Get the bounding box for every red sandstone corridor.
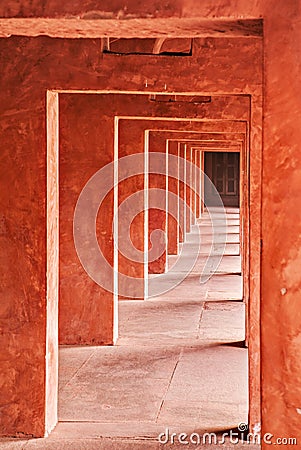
[1,2,301,450]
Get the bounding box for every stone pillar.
[167,140,180,255]
[195,150,201,218]
[179,143,186,243]
[201,150,205,213]
[148,132,167,274]
[118,119,145,296]
[185,146,192,233]
[59,95,116,345]
[191,148,196,223]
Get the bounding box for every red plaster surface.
[59,94,115,345]
[191,150,196,220]
[260,6,301,444]
[119,120,247,282]
[58,94,248,336]
[146,95,249,267]
[149,130,247,255]
[195,150,201,218]
[117,99,231,293]
[167,141,180,255]
[61,94,203,332]
[0,9,281,440]
[185,147,193,233]
[146,96,249,273]
[0,1,183,19]
[178,144,186,243]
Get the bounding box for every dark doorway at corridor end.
[205,152,240,207]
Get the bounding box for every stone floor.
[1,208,259,449]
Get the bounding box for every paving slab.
[25,438,159,450]
[199,302,245,342]
[59,346,96,391]
[195,219,239,225]
[156,402,202,428]
[0,440,28,449]
[59,372,169,422]
[204,275,243,300]
[168,255,241,275]
[194,225,240,235]
[164,346,248,405]
[119,299,203,339]
[182,242,240,255]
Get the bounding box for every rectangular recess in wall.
[103,37,193,56]
[149,94,212,103]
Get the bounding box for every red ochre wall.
[0,34,260,436]
[0,1,300,446]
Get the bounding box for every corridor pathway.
[7,208,257,449]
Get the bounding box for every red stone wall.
[261,4,301,443]
[149,130,246,254]
[0,0,183,18]
[59,94,115,345]
[4,7,294,440]
[167,141,180,255]
[119,120,247,281]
